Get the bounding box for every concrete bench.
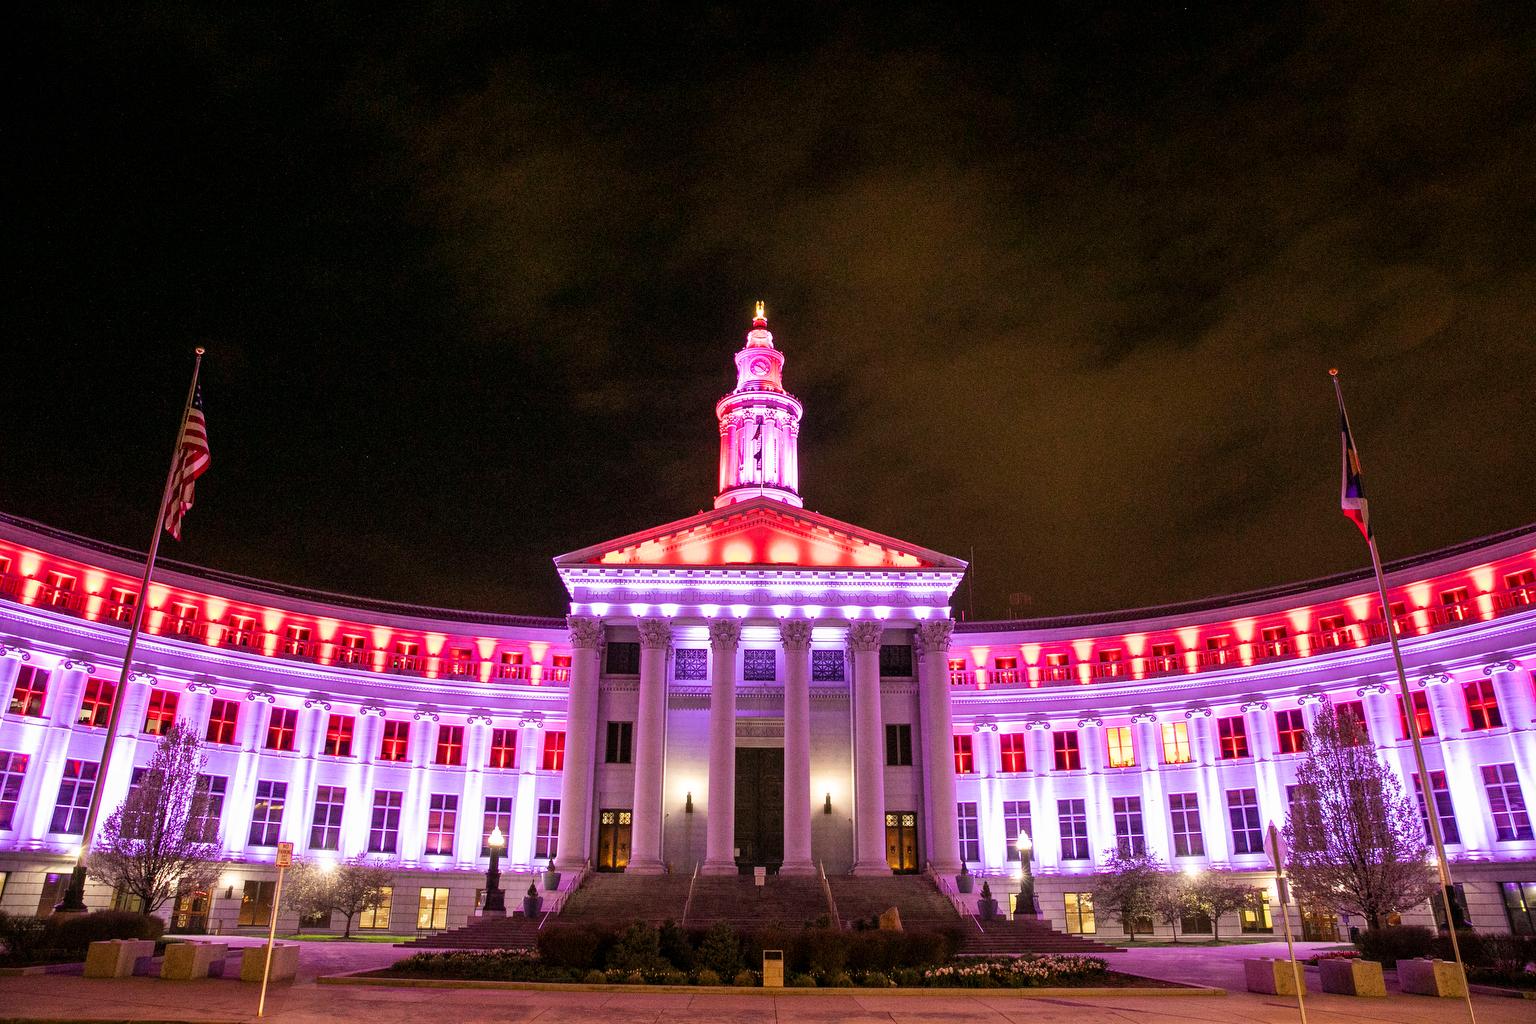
[160,942,229,980]
[240,943,300,983]
[1243,957,1306,996]
[1398,958,1467,997]
[84,939,157,979]
[1318,957,1385,997]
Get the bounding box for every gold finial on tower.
[754,300,766,321]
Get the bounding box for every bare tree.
[283,857,394,938]
[88,721,221,914]
[1091,847,1165,940]
[1282,701,1437,929]
[1183,871,1261,942]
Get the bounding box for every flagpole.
[1330,369,1475,1022]
[56,347,206,914]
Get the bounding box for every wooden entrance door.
[172,885,212,933]
[885,811,919,872]
[596,808,632,871]
[734,747,784,871]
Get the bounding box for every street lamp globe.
[489,826,506,850]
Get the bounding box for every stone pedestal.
[161,942,229,980]
[84,939,156,979]
[1398,958,1467,998]
[1318,957,1385,997]
[1242,957,1306,996]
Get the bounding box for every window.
[106,586,137,623]
[1106,726,1135,768]
[953,734,975,774]
[674,648,707,680]
[1053,730,1081,771]
[1240,896,1274,933]
[1275,709,1308,754]
[1504,569,1535,607]
[999,732,1027,773]
[379,720,410,761]
[885,723,913,766]
[1096,649,1124,677]
[142,689,178,735]
[1180,908,1214,934]
[122,766,155,839]
[337,634,366,665]
[50,760,98,834]
[205,698,239,744]
[446,648,475,677]
[1463,679,1503,731]
[550,654,572,682]
[8,666,48,717]
[604,721,633,764]
[368,791,403,853]
[957,801,980,863]
[1316,614,1350,649]
[1064,892,1096,934]
[188,774,225,842]
[742,648,776,681]
[1168,793,1205,857]
[482,796,513,856]
[310,786,345,851]
[1259,625,1290,658]
[811,649,845,681]
[1226,788,1264,854]
[1058,798,1090,860]
[1398,691,1435,739]
[43,571,77,607]
[947,657,967,684]
[238,880,276,927]
[358,886,393,929]
[1432,882,1470,931]
[416,887,450,930]
[0,752,30,830]
[1483,763,1533,841]
[282,625,311,656]
[324,715,354,757]
[1440,587,1470,622]
[425,794,457,856]
[1161,722,1191,764]
[1501,882,1536,936]
[535,798,560,860]
[1204,634,1234,665]
[496,650,527,679]
[169,601,199,636]
[435,725,464,766]
[542,731,565,771]
[488,728,517,769]
[265,707,298,751]
[605,641,640,675]
[248,781,286,846]
[77,678,117,728]
[1113,796,1145,855]
[879,644,913,677]
[993,656,1019,684]
[1148,641,1178,673]
[1333,700,1368,743]
[1413,770,1461,845]
[389,640,421,672]
[1041,651,1071,682]
[1003,800,1032,861]
[1217,716,1249,759]
[226,614,256,648]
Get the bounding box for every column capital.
[519,713,545,730]
[779,619,814,651]
[708,618,742,647]
[1483,659,1520,676]
[567,615,604,649]
[637,617,673,650]
[913,618,954,654]
[846,620,884,653]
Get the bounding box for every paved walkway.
[0,936,1522,1024]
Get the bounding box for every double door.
[596,808,632,871]
[885,810,919,873]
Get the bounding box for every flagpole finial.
[195,347,206,357]
[1329,367,1339,377]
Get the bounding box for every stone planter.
[955,872,974,894]
[1242,957,1306,996]
[1398,958,1467,998]
[978,899,999,921]
[543,870,561,891]
[523,894,544,918]
[1318,957,1385,997]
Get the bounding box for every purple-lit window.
[1398,691,1435,738]
[1483,764,1533,842]
[379,720,410,762]
[309,785,345,851]
[188,774,225,842]
[1217,716,1249,759]
[142,689,179,735]
[1463,680,1503,731]
[1004,800,1032,860]
[1058,799,1089,860]
[1168,793,1204,857]
[957,801,980,863]
[1275,709,1307,754]
[1053,730,1082,771]
[1113,796,1145,856]
[1413,770,1461,846]
[542,731,565,771]
[368,790,402,853]
[425,794,457,856]
[435,725,464,766]
[1227,788,1264,854]
[205,698,239,744]
[488,729,517,769]
[0,752,29,830]
[266,707,298,751]
[999,732,1027,773]
[8,666,49,717]
[1333,700,1368,744]
[953,734,975,774]
[77,678,116,728]
[481,796,514,856]
[324,714,354,757]
[247,780,286,847]
[50,760,99,834]
[534,798,560,860]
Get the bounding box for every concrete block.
[240,943,300,983]
[160,942,229,980]
[1242,957,1306,996]
[84,939,156,979]
[1398,958,1467,998]
[1318,957,1385,997]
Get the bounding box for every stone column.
[916,619,961,873]
[702,618,742,874]
[554,616,603,872]
[848,620,890,875]
[628,617,671,874]
[780,619,815,875]
[510,714,544,870]
[1487,661,1536,826]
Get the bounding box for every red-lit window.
[488,728,517,768]
[1275,709,1308,754]
[542,730,565,770]
[43,571,76,607]
[1439,587,1470,623]
[265,707,298,751]
[1504,569,1534,606]
[1053,730,1081,771]
[205,698,239,744]
[1148,642,1178,673]
[1217,716,1249,759]
[1097,649,1124,677]
[7,666,49,717]
[337,634,366,665]
[77,678,117,728]
[999,732,1027,773]
[226,614,256,648]
[446,648,475,677]
[1333,700,1368,743]
[992,657,1019,684]
[1042,652,1071,681]
[169,602,199,637]
[953,734,975,774]
[550,655,572,683]
[1205,635,1234,665]
[106,587,137,623]
[282,625,311,656]
[1463,680,1503,731]
[379,720,410,761]
[496,651,525,680]
[142,689,178,735]
[1259,626,1290,658]
[324,714,354,757]
[1317,614,1350,649]
[1398,691,1435,739]
[435,725,464,766]
[389,641,421,672]
[947,657,968,685]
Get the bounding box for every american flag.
[1332,375,1370,540]
[161,385,210,540]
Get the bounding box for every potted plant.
[977,881,999,921]
[523,882,543,918]
[955,860,974,894]
[543,858,561,891]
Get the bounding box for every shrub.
[697,923,741,978]
[796,927,848,978]
[536,924,608,970]
[608,923,665,973]
[46,911,165,957]
[658,968,688,985]
[657,920,694,971]
[1356,925,1435,966]
[859,971,894,987]
[693,968,721,986]
[823,970,852,987]
[787,972,816,987]
[623,970,646,985]
[893,966,922,988]
[0,912,51,963]
[731,969,756,987]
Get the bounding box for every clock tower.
[715,302,804,508]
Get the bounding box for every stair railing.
[817,861,843,930]
[680,861,700,926]
[928,864,982,933]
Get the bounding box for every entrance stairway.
[958,917,1124,956]
[396,914,543,949]
[827,875,962,929]
[557,871,693,924]
[684,875,829,927]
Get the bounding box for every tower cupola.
[715,301,803,508]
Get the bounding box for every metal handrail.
[817,860,841,929]
[681,862,700,926]
[928,863,982,932]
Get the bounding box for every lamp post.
[482,826,506,916]
[1015,831,1035,917]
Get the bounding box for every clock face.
[749,358,770,376]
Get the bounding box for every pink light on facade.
[1471,566,1497,618]
[714,303,805,509]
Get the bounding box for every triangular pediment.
[554,497,966,572]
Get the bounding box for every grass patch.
[283,933,416,943]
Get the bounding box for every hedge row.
[0,911,166,965]
[1354,926,1536,985]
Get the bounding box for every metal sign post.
[1268,823,1307,1024]
[258,842,293,1018]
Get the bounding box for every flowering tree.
[1090,847,1165,939]
[1282,702,1436,929]
[88,721,221,913]
[283,857,394,938]
[1183,871,1262,942]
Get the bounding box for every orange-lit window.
[1463,680,1503,731]
[1097,650,1125,677]
[542,730,565,771]
[205,698,239,744]
[999,732,1027,773]
[488,728,517,768]
[324,714,354,757]
[1317,614,1350,649]
[435,725,464,766]
[1440,587,1470,623]
[1275,709,1307,754]
[1053,730,1081,771]
[337,634,367,665]
[953,734,975,774]
[282,625,312,656]
[169,602,199,636]
[379,720,410,761]
[106,587,137,623]
[390,641,421,672]
[1106,726,1135,767]
[947,658,967,685]
[1398,691,1435,739]
[226,614,256,648]
[1161,722,1191,764]
[142,689,178,735]
[1148,642,1178,673]
[77,678,116,728]
[1217,716,1249,759]
[266,707,298,751]
[993,657,1019,684]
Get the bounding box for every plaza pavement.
[0,935,1527,1024]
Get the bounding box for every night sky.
[8,4,1535,621]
